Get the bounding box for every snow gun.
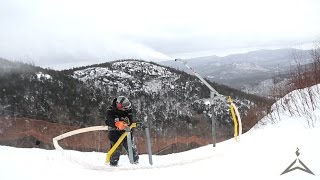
[174,58,242,143]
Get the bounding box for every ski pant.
[108,130,139,165]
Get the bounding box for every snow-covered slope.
[254,84,320,129]
[1,84,319,179]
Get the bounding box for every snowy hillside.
[1,84,319,179]
[254,84,320,129]
[72,60,178,93]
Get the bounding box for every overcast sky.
[0,0,319,70]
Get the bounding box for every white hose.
[52,126,109,150]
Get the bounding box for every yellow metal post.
[228,97,239,140]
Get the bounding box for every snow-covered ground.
[1,85,320,180]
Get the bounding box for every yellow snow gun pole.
[105,123,137,164]
[228,96,239,141]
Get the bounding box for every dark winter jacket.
[105,98,134,130]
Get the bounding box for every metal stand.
[211,105,216,147]
[126,127,134,164]
[145,125,153,165]
[175,58,219,147]
[126,123,153,165]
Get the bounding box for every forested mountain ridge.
[0,58,269,152]
[0,58,106,126]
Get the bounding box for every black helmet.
[116,96,131,110]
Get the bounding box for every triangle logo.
[281,148,315,176]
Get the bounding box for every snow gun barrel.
[174,58,220,98]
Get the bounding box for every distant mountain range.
[160,48,312,96]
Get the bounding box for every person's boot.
[110,161,118,167]
[109,146,120,167]
[133,152,139,164]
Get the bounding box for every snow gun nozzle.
[174,58,187,64]
[175,58,185,62]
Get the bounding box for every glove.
[120,117,130,124]
[115,121,128,130]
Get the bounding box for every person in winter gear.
[105,96,139,166]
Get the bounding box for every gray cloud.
[0,0,319,69]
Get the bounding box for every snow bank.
[254,84,320,129]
